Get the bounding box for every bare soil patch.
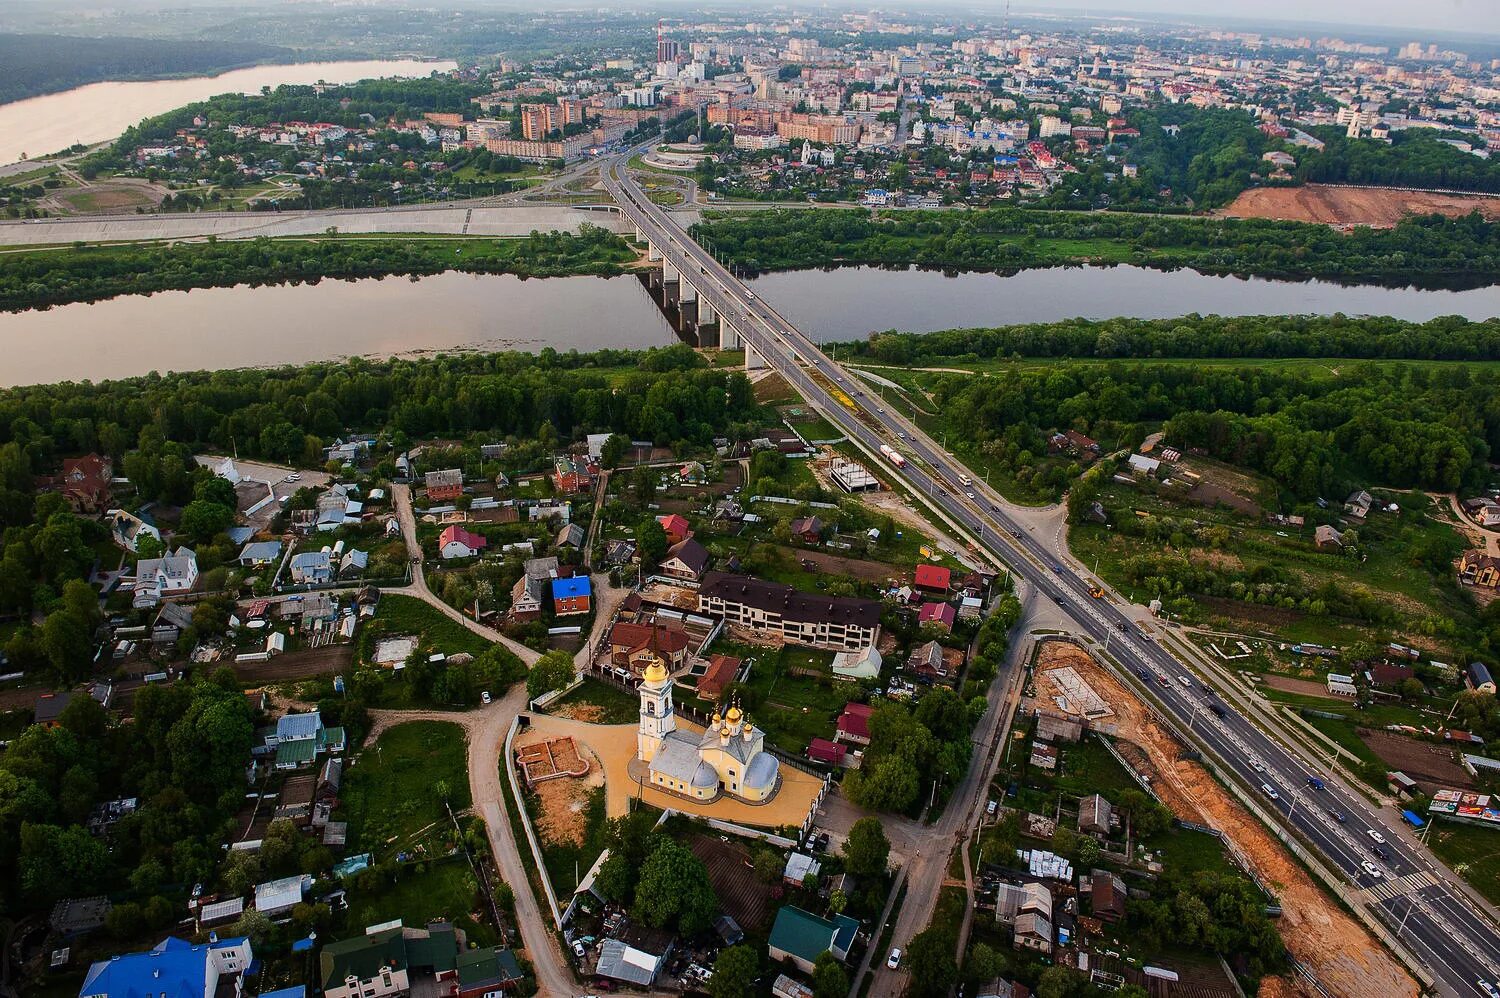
[1035,641,1417,998]
[771,544,902,584]
[232,644,353,683]
[1262,674,1342,700]
[1222,184,1500,228]
[1358,728,1474,788]
[552,703,606,723]
[517,734,602,848]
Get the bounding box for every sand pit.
[1222,184,1500,228]
[1035,641,1417,998]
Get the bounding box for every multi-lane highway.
[602,157,1500,997]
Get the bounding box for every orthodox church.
[636,655,780,803]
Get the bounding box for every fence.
[503,715,564,928]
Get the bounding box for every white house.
[133,547,198,608]
[289,551,334,585]
[831,645,882,681]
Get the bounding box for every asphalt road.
[603,160,1500,998]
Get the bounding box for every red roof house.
[918,601,956,631]
[60,454,113,512]
[807,737,847,766]
[697,653,741,700]
[438,525,488,559]
[913,564,951,593]
[657,513,693,546]
[836,702,874,746]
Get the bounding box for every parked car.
[481,690,493,705]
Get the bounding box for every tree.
[811,952,849,998]
[525,650,576,700]
[41,607,93,682]
[708,945,758,998]
[904,926,959,998]
[1036,965,1086,998]
[632,836,718,935]
[179,499,234,542]
[1398,677,1425,700]
[600,433,629,470]
[636,516,668,567]
[842,816,890,877]
[964,942,1008,985]
[193,474,238,509]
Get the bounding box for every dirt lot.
[1358,728,1474,789]
[517,733,603,848]
[1222,184,1500,228]
[1262,674,1343,700]
[688,833,775,932]
[1035,641,1417,998]
[231,644,354,683]
[770,544,904,584]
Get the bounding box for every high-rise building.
[658,37,680,64]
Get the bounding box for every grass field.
[551,677,639,723]
[367,593,496,659]
[340,720,471,854]
[531,785,608,897]
[692,641,847,754]
[1427,820,1500,907]
[343,858,499,946]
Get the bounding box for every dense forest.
[0,34,294,107]
[693,207,1500,284]
[848,314,1500,365]
[1299,127,1500,193]
[0,227,634,312]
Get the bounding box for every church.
[636,655,780,804]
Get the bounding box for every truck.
[879,444,908,468]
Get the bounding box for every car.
[191,883,203,899]
[288,473,302,482]
[572,941,587,959]
[1361,861,1384,879]
[1478,980,1500,998]
[1330,810,1347,823]
[1178,675,1192,687]
[1250,759,1266,773]
[745,290,755,299]
[965,491,976,500]
[1367,829,1386,844]
[1260,783,1279,800]
[1373,845,1391,862]
[887,948,902,970]
[898,431,907,439]
[481,690,492,705]
[1306,775,1325,790]
[877,407,886,414]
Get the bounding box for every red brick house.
[836,703,873,746]
[657,513,693,546]
[424,469,463,502]
[60,454,113,512]
[553,455,593,495]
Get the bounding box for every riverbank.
[0,226,634,312]
[692,205,1500,288]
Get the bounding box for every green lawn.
[340,720,471,854]
[1054,736,1145,799]
[365,593,495,659]
[1143,827,1242,880]
[343,858,498,945]
[550,678,639,723]
[528,786,608,897]
[694,641,849,754]
[1427,820,1500,907]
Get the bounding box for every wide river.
[2,264,1499,387]
[0,59,458,166]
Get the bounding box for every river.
[2,264,1498,388]
[0,59,458,167]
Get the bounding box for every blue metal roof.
[552,576,592,599]
[81,936,248,998]
[276,711,323,741]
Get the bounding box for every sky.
[1020,0,1489,35]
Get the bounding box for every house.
[339,549,369,578]
[696,653,740,699]
[914,564,951,594]
[1314,524,1344,550]
[659,537,711,581]
[313,757,342,827]
[832,645,882,681]
[604,538,637,566]
[1126,454,1159,477]
[439,526,488,560]
[679,461,706,483]
[1006,885,1054,953]
[697,572,881,651]
[767,906,859,974]
[1462,497,1500,527]
[773,974,817,998]
[289,550,333,585]
[610,620,691,674]
[552,575,592,616]
[254,874,311,918]
[783,852,821,887]
[789,516,824,544]
[1090,870,1127,922]
[80,936,253,998]
[807,737,847,766]
[273,711,327,769]
[918,601,956,632]
[555,523,586,550]
[1345,490,1373,519]
[133,547,198,607]
[456,947,525,996]
[553,455,593,495]
[154,601,195,643]
[1368,661,1415,688]
[1459,549,1500,589]
[907,639,947,680]
[320,927,409,998]
[1078,794,1113,835]
[836,702,874,746]
[1029,742,1058,771]
[657,513,693,546]
[239,540,283,567]
[1035,709,1084,743]
[595,927,673,988]
[1467,661,1497,695]
[34,692,72,728]
[109,509,161,553]
[510,556,558,621]
[60,454,113,512]
[425,469,464,501]
[1327,673,1357,697]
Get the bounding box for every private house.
[456,947,525,997]
[789,516,824,544]
[695,653,740,700]
[594,931,671,989]
[254,874,311,918]
[320,928,410,998]
[552,575,592,616]
[807,737,847,766]
[610,621,690,675]
[914,563,951,594]
[271,711,345,770]
[109,508,161,553]
[289,550,334,585]
[918,601,956,632]
[339,549,369,578]
[34,691,72,728]
[425,469,464,502]
[1345,490,1373,519]
[510,557,558,621]
[1078,794,1113,835]
[439,525,488,560]
[80,936,254,998]
[555,523,586,550]
[1126,454,1159,477]
[133,547,198,608]
[312,757,342,828]
[1468,662,1497,695]
[697,572,881,651]
[659,537,710,582]
[1462,497,1500,527]
[1090,870,1127,922]
[657,513,693,546]
[679,461,706,483]
[60,454,113,512]
[1314,524,1344,550]
[766,906,859,974]
[835,703,873,746]
[1034,709,1084,743]
[996,882,1053,953]
[553,455,593,495]
[1368,661,1414,688]
[832,645,882,681]
[907,639,947,681]
[1459,549,1500,589]
[238,540,283,567]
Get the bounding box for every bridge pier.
[744,339,767,371]
[699,298,716,325]
[680,277,697,305]
[646,240,662,263]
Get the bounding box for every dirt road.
[1035,641,1417,998]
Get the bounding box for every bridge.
[603,157,1500,998]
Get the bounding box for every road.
[602,160,1500,997]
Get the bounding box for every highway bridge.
[602,158,1500,998]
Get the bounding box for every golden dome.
[726,705,743,722]
[643,658,668,684]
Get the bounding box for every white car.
[481,691,492,705]
[887,948,902,970]
[1367,829,1387,844]
[1478,980,1499,998]
[1360,861,1384,879]
[1250,759,1266,773]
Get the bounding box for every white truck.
[879,444,908,468]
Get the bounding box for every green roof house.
[456,947,526,996]
[767,905,860,975]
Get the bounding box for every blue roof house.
[80,935,253,998]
